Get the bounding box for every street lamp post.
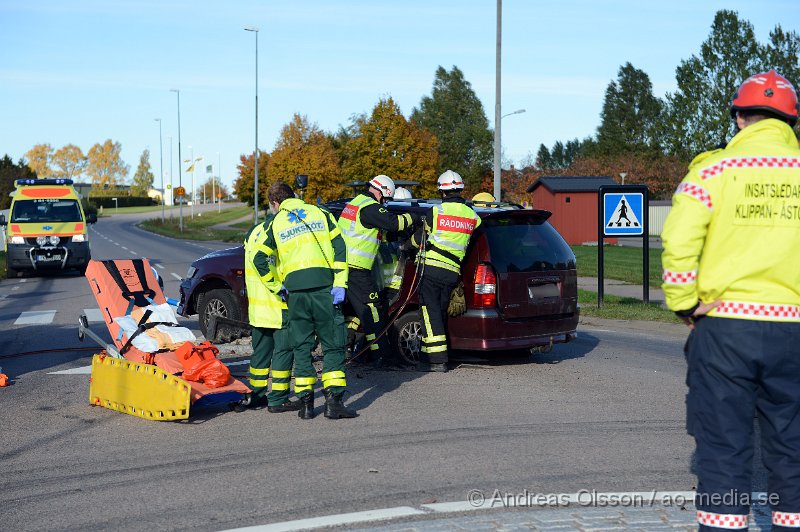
[217,152,222,213]
[154,118,165,223]
[493,0,502,201]
[501,108,525,120]
[170,88,183,232]
[244,26,259,224]
[168,136,172,208]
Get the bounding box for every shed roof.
[526,175,616,193]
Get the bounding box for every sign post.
[597,185,649,307]
[175,187,186,232]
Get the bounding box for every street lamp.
[244,25,259,224]
[154,118,165,223]
[170,88,183,232]
[184,148,202,219]
[501,108,526,119]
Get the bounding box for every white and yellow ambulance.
[0,178,96,277]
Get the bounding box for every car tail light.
[473,263,496,308]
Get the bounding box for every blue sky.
[2,1,799,193]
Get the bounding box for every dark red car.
[178,199,579,362]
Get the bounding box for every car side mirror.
[0,214,6,226]
[87,213,98,224]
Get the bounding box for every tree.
[0,155,36,210]
[234,151,270,208]
[198,176,230,202]
[24,144,53,178]
[342,97,439,198]
[664,10,765,159]
[87,139,129,188]
[131,149,154,196]
[268,114,345,203]
[411,66,493,192]
[594,63,664,155]
[52,144,87,181]
[534,144,551,171]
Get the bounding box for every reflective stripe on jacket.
[661,119,800,321]
[337,194,381,270]
[244,220,285,328]
[425,202,481,273]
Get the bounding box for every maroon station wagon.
[178,198,579,363]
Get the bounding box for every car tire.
[6,264,20,278]
[390,311,423,366]
[198,288,242,343]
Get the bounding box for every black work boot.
[267,399,302,413]
[323,389,358,419]
[298,393,315,420]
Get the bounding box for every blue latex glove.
[278,285,288,302]
[331,287,346,305]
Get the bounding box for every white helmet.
[437,170,464,191]
[393,187,412,200]
[369,174,395,199]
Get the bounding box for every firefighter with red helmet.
[337,175,418,368]
[662,70,800,531]
[411,170,481,372]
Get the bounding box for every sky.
[2,0,799,194]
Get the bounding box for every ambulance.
[0,178,96,277]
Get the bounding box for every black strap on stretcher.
[102,260,178,356]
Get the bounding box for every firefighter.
[337,175,417,368]
[238,209,299,413]
[262,181,356,419]
[411,170,481,372]
[661,70,800,531]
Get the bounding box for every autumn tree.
[87,139,129,188]
[234,151,270,208]
[341,97,439,198]
[52,144,87,181]
[411,66,493,191]
[593,63,664,155]
[131,149,154,196]
[268,114,345,203]
[24,144,54,178]
[198,176,230,202]
[0,155,37,209]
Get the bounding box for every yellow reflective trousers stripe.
[271,369,291,379]
[321,370,346,389]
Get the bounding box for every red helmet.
[730,69,799,126]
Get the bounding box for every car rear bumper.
[448,307,579,351]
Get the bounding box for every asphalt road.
[0,213,753,531]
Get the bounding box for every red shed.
[526,175,617,245]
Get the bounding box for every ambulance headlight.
[9,236,25,244]
[49,235,60,245]
[71,234,86,243]
[36,236,48,246]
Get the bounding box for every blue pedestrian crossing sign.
[603,193,644,236]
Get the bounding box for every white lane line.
[11,286,19,291]
[170,273,182,281]
[114,242,120,246]
[223,507,425,532]
[50,359,250,375]
[14,310,57,325]
[155,264,165,270]
[130,250,138,255]
[83,309,104,323]
[121,246,129,251]
[19,279,27,283]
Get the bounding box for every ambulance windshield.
[11,199,82,223]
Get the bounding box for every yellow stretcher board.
[89,354,192,421]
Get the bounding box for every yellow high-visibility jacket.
[661,118,800,321]
[244,218,286,329]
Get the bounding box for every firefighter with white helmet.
[337,175,419,368]
[662,69,800,530]
[393,187,413,200]
[411,170,481,372]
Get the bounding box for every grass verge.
[572,245,663,286]
[139,206,253,242]
[578,289,681,324]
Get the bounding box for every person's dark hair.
[736,109,787,125]
[268,182,294,205]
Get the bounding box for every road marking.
[83,309,104,323]
[155,264,165,270]
[130,250,138,255]
[19,279,27,283]
[12,286,19,291]
[121,246,129,251]
[14,310,56,325]
[170,273,182,281]
[114,242,120,246]
[223,507,425,532]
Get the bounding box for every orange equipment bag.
[175,341,231,389]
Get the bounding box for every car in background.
[178,198,579,361]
